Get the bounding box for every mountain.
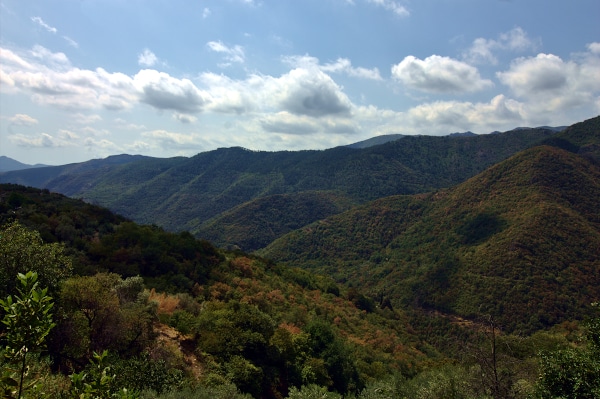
[0,156,48,172]
[258,139,600,333]
[345,134,406,149]
[0,154,161,189]
[0,127,560,249]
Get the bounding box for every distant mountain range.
[0,155,49,172]
[0,126,564,249]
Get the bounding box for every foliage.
[286,384,342,399]
[53,273,155,367]
[533,304,600,398]
[0,221,72,298]
[69,350,138,399]
[139,382,251,399]
[0,272,55,399]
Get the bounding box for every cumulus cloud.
[391,55,493,93]
[498,54,568,95]
[134,69,210,114]
[1,46,138,110]
[464,27,539,64]
[200,65,354,119]
[497,47,600,112]
[207,41,245,65]
[276,68,353,117]
[138,49,158,67]
[9,132,60,148]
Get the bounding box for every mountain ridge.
[258,142,600,333]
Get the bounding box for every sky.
[1,0,599,165]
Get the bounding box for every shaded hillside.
[195,191,356,251]
[0,128,557,239]
[551,115,600,163]
[259,145,600,333]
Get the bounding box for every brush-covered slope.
[0,128,556,237]
[0,183,432,395]
[259,144,600,333]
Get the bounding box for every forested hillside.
[0,126,559,251]
[260,143,600,334]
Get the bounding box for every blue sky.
[1,0,599,165]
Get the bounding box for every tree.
[0,272,55,399]
[55,273,155,366]
[0,221,72,298]
[534,303,600,399]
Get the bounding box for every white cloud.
[9,132,60,148]
[141,129,204,152]
[366,0,409,16]
[464,27,539,65]
[114,118,146,130]
[63,36,79,48]
[199,65,354,119]
[31,16,57,34]
[284,55,382,80]
[589,42,600,55]
[71,113,102,125]
[57,129,79,141]
[8,114,38,126]
[30,45,70,67]
[1,46,138,110]
[202,7,211,18]
[134,69,210,114]
[276,68,353,117]
[391,55,493,93]
[138,49,158,67]
[207,41,245,65]
[497,47,600,113]
[259,112,320,135]
[199,72,255,114]
[497,54,569,96]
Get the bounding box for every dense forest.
[0,116,599,398]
